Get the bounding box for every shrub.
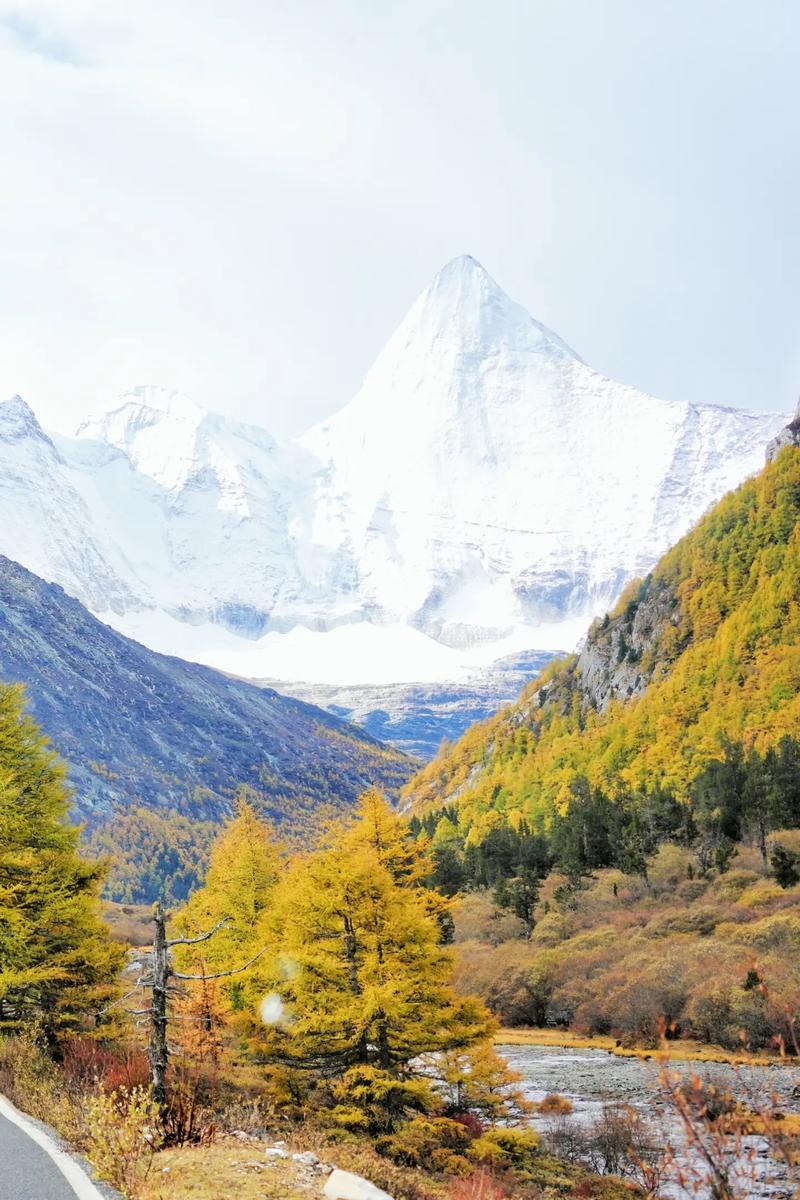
[468,1127,540,1174]
[710,869,761,901]
[0,1029,84,1143]
[328,1066,433,1134]
[647,845,696,895]
[83,1086,161,1198]
[738,881,787,908]
[376,1116,473,1169]
[537,1092,574,1115]
[447,1169,507,1200]
[452,893,526,945]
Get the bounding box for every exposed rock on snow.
[766,399,800,462]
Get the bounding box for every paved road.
[0,1104,101,1200]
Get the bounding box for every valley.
[2,272,799,1200]
[257,649,555,759]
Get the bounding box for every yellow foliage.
[403,447,800,835]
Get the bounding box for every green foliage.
[772,843,800,888]
[411,736,800,900]
[0,684,123,1034]
[86,805,217,905]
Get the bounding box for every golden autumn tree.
[256,793,493,1107]
[172,798,282,1012]
[0,684,123,1036]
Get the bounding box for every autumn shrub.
[452,941,556,1026]
[537,1092,573,1115]
[646,844,696,894]
[161,1060,217,1146]
[674,1072,738,1122]
[719,911,800,953]
[544,1103,661,1187]
[447,1168,507,1200]
[468,1126,540,1175]
[737,880,787,908]
[83,1085,161,1197]
[675,877,710,902]
[62,1036,150,1095]
[709,869,761,901]
[452,893,526,945]
[0,1029,85,1143]
[645,906,719,937]
[377,1115,474,1173]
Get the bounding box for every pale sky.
[1,0,798,436]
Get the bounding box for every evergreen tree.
[173,798,281,1009]
[0,684,123,1035]
[549,776,619,878]
[261,801,492,1073]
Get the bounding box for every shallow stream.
[500,1043,800,1198]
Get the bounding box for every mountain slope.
[403,443,800,829]
[0,556,412,828]
[0,259,788,688]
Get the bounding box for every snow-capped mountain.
[303,256,785,649]
[0,257,789,687]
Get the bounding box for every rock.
[766,400,800,463]
[323,1167,394,1200]
[265,1146,289,1159]
[292,1151,320,1167]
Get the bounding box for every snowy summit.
[0,259,789,685]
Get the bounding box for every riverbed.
[500,1043,800,1198]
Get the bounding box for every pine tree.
[0,684,123,1035]
[261,800,492,1073]
[172,798,281,1008]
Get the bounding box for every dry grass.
[495,1027,789,1066]
[139,1140,323,1200]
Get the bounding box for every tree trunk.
[342,913,369,1062]
[149,903,170,1114]
[758,809,768,871]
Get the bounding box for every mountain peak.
[433,253,491,281]
[404,256,583,365]
[77,385,205,439]
[0,395,50,443]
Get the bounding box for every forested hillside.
[401,446,800,1053]
[404,446,800,836]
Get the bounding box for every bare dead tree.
[119,902,265,1113]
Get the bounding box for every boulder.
[323,1168,394,1200]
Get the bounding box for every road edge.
[0,1091,124,1200]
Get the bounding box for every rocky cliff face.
[530,574,680,717]
[766,400,800,462]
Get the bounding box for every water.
[500,1043,800,1198]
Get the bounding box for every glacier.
[0,256,789,690]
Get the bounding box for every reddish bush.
[448,1168,506,1200]
[61,1038,150,1095]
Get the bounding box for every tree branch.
[172,947,266,981]
[167,918,231,948]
